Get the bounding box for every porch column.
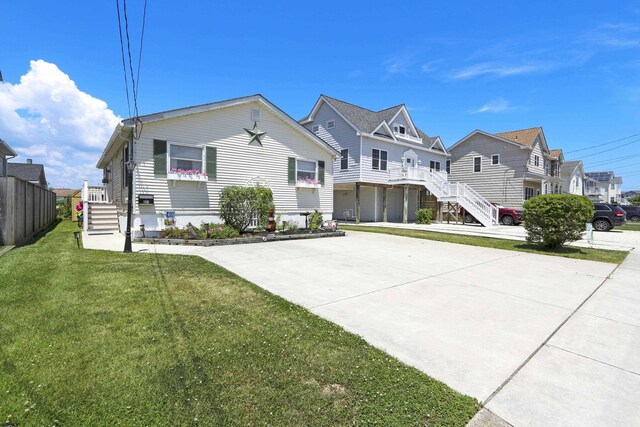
[382,187,388,222]
[355,182,361,224]
[403,185,408,224]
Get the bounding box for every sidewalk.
[345,222,638,251]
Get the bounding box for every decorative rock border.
[133,230,346,247]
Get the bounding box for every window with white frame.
[473,156,482,173]
[169,144,203,173]
[492,154,500,165]
[435,161,441,171]
[340,149,348,170]
[393,124,406,135]
[430,160,435,170]
[297,159,317,181]
[534,155,540,167]
[524,186,536,200]
[372,149,387,171]
[327,120,335,129]
[312,124,319,133]
[446,160,451,174]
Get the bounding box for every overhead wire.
[565,132,640,154]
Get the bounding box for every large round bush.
[522,194,593,248]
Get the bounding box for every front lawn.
[620,222,640,232]
[0,221,478,426]
[341,225,628,264]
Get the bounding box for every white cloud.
[449,63,541,80]
[384,55,413,75]
[587,23,640,48]
[0,60,120,188]
[471,98,512,113]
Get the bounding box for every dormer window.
[393,124,406,135]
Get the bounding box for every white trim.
[371,147,388,171]
[491,154,500,165]
[388,106,419,138]
[359,132,450,156]
[473,156,482,173]
[302,96,361,134]
[370,121,398,140]
[429,137,447,153]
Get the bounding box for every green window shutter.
[206,146,217,181]
[288,157,296,184]
[153,140,167,176]
[318,160,325,186]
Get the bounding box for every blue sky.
[2,1,640,188]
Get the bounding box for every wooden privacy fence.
[0,177,57,246]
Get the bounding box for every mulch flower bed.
[134,229,345,246]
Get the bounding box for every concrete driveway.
[96,230,639,426]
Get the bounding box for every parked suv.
[620,205,640,222]
[464,203,523,226]
[592,203,627,231]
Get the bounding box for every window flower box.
[296,179,321,189]
[168,169,208,182]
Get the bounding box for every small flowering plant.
[296,178,320,186]
[170,168,207,176]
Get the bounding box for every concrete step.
[89,219,119,226]
[89,224,120,230]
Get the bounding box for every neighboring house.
[0,139,18,177]
[53,188,81,202]
[299,95,453,223]
[7,159,47,187]
[448,127,561,210]
[560,160,585,195]
[93,94,338,236]
[585,171,623,204]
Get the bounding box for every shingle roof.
[53,188,81,197]
[585,171,614,181]
[0,139,17,157]
[7,163,46,184]
[320,95,442,149]
[562,160,582,169]
[549,149,563,158]
[494,127,542,147]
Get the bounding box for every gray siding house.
[0,139,18,177]
[448,127,562,210]
[299,95,450,223]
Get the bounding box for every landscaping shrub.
[629,194,640,206]
[200,223,239,239]
[522,194,593,248]
[219,186,275,233]
[57,199,71,219]
[160,227,190,239]
[308,210,323,230]
[416,208,432,224]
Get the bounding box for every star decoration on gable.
[244,122,267,146]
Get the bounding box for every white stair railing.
[389,166,499,226]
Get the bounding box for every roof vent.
[27,159,32,164]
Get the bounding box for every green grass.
[620,222,640,232]
[341,225,628,264]
[0,221,478,426]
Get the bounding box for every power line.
[572,137,640,159]
[115,0,132,119]
[565,132,640,154]
[584,153,640,168]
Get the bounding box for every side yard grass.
[0,221,478,426]
[341,225,628,264]
[620,222,640,232]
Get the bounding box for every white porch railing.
[389,166,499,227]
[82,180,109,231]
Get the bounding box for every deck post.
[82,180,89,232]
[355,182,361,224]
[403,185,408,224]
[382,187,387,222]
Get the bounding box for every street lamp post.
[123,158,136,253]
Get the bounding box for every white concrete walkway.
[347,221,640,251]
[83,230,640,426]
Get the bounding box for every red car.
[463,203,523,226]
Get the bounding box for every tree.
[628,195,640,206]
[523,194,593,248]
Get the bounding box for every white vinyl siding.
[114,101,333,216]
[303,102,359,183]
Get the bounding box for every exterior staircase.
[390,166,499,227]
[87,203,120,235]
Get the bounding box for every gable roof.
[303,95,446,153]
[550,149,562,157]
[98,94,339,168]
[7,162,46,185]
[0,139,17,157]
[448,129,529,151]
[53,188,81,197]
[494,127,542,148]
[561,160,583,175]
